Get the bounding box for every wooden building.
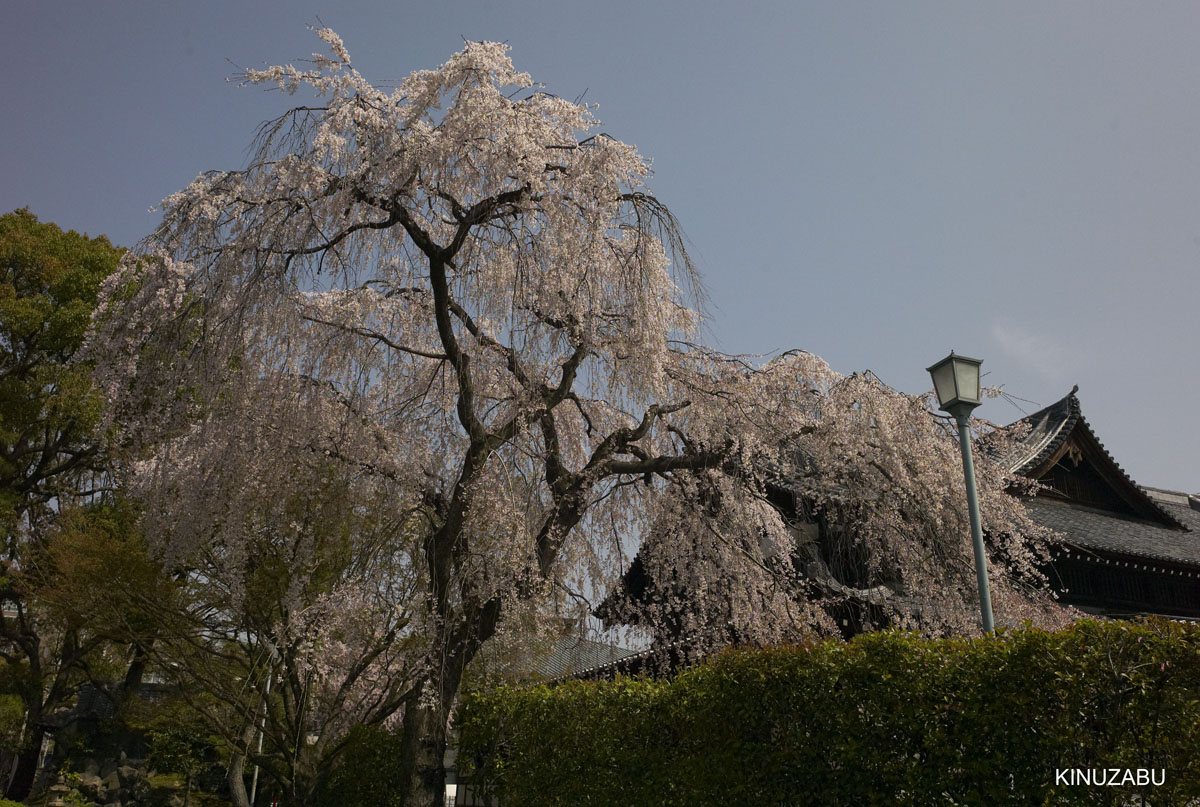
[1007,387,1200,620]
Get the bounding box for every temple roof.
[1006,387,1188,530]
[1005,385,1083,478]
[1025,495,1200,567]
[1007,387,1198,566]
[532,635,639,682]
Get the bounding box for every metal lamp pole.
[928,352,995,633]
[950,404,995,633]
[249,671,271,806]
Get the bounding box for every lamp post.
[926,351,995,633]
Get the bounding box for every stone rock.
[77,771,104,800]
[168,794,185,807]
[131,776,152,801]
[84,758,101,776]
[117,764,140,788]
[102,769,122,796]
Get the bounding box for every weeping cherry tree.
[89,30,1067,807]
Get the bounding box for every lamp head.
[926,351,983,418]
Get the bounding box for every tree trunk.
[397,695,450,807]
[5,723,44,802]
[396,613,497,807]
[287,745,321,807]
[227,723,255,807]
[120,640,151,701]
[0,748,16,794]
[396,576,500,805]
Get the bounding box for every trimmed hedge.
[458,620,1200,806]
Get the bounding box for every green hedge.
[457,620,1200,806]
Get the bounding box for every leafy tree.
[38,500,169,695]
[0,210,116,529]
[0,209,123,799]
[47,462,421,807]
[90,31,1066,807]
[149,726,209,807]
[140,700,219,807]
[158,461,421,807]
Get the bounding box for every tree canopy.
[0,208,119,535]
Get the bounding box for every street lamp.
[926,351,995,633]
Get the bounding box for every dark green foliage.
[0,209,124,801]
[458,620,1200,806]
[0,208,122,534]
[148,723,213,791]
[313,724,406,807]
[132,698,220,805]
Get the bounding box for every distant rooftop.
[1007,388,1199,567]
[533,635,639,682]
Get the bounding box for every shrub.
[458,619,1200,806]
[313,723,406,807]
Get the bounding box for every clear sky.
[5,1,1198,491]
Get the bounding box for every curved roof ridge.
[1006,386,1081,476]
[1006,387,1187,531]
[1069,408,1189,530]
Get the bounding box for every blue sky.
[5,1,1199,491]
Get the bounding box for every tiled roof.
[1025,496,1200,568]
[533,636,639,682]
[1009,387,1200,566]
[1007,388,1188,531]
[1005,387,1080,476]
